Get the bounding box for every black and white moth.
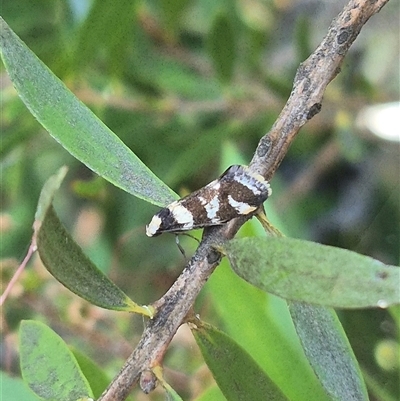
[146,165,272,237]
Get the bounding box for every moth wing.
[218,166,270,211]
[178,181,226,227]
[146,165,271,236]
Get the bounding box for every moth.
[146,165,272,237]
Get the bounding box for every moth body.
[146,165,271,237]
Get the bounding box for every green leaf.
[208,12,236,83]
[0,17,177,207]
[362,368,399,401]
[160,0,190,36]
[37,205,153,317]
[165,385,184,401]
[194,385,226,401]
[288,302,368,401]
[152,366,184,401]
[19,320,93,401]
[73,0,136,75]
[204,262,329,401]
[70,347,109,399]
[0,371,41,401]
[389,305,400,332]
[192,321,289,401]
[223,237,400,308]
[34,166,68,223]
[294,15,312,62]
[71,175,106,199]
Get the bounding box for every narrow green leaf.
[204,262,329,401]
[192,321,289,401]
[288,302,368,401]
[19,320,93,401]
[165,385,184,401]
[194,385,226,401]
[71,175,106,199]
[73,0,136,75]
[71,347,109,399]
[389,305,400,332]
[152,366,184,401]
[160,0,190,36]
[34,166,68,223]
[362,368,399,401]
[208,13,236,83]
[0,371,41,401]
[224,237,400,308]
[0,17,177,207]
[37,205,154,317]
[295,15,312,62]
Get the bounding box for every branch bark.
[99,1,389,399]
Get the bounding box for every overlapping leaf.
[19,321,93,401]
[192,321,288,401]
[32,167,154,317]
[224,237,400,308]
[0,17,177,207]
[288,302,368,400]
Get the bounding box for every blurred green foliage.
[1,1,399,400]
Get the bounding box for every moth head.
[146,207,178,237]
[146,215,162,237]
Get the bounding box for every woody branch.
[99,1,389,400]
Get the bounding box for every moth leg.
[175,234,187,260]
[181,233,200,244]
[174,233,201,260]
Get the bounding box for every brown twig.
[98,1,389,399]
[0,242,37,306]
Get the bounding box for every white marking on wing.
[228,195,258,215]
[247,172,271,196]
[206,180,220,191]
[170,203,194,228]
[146,215,162,237]
[204,195,220,221]
[228,167,270,196]
[247,171,267,183]
[266,182,272,196]
[198,196,207,206]
[235,175,263,194]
